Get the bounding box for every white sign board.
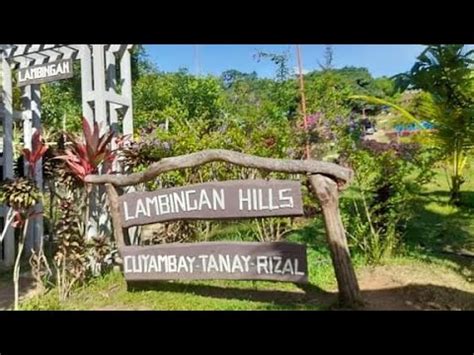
[17,59,74,87]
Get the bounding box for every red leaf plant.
[22,130,49,179]
[56,118,116,182]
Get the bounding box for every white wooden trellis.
[0,44,135,267]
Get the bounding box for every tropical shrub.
[340,139,428,264]
[53,194,86,300]
[55,118,116,240]
[353,45,474,205]
[0,130,48,309]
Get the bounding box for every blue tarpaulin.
[395,121,434,132]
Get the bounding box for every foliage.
[53,118,116,265]
[0,131,47,229]
[43,131,80,191]
[0,130,48,310]
[41,82,82,133]
[117,127,172,171]
[55,118,115,182]
[354,45,474,205]
[133,70,225,130]
[305,70,351,123]
[131,45,158,80]
[0,178,40,216]
[253,218,293,242]
[221,69,258,89]
[350,94,425,128]
[53,195,86,300]
[254,50,291,82]
[252,50,299,121]
[340,138,429,264]
[395,45,474,205]
[123,55,302,241]
[85,235,117,277]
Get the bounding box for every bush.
[341,139,431,264]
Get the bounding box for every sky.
[144,45,428,79]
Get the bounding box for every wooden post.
[105,183,125,250]
[308,174,362,307]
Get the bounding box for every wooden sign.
[17,59,74,87]
[121,241,308,283]
[119,180,304,228]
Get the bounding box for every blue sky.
[144,45,427,79]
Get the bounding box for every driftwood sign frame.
[85,149,362,306]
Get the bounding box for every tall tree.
[131,45,157,81]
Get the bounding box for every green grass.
[21,273,327,310]
[20,220,347,310]
[406,166,474,249]
[400,165,474,282]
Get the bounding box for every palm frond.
[349,95,426,129]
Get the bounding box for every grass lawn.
[403,165,474,282]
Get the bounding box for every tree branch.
[85,149,353,186]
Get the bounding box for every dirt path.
[357,264,474,310]
[0,278,42,310]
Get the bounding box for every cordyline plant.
[0,130,48,310]
[55,117,116,240]
[22,130,49,180]
[57,118,115,184]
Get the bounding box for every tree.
[320,45,334,70]
[133,69,226,130]
[220,69,258,89]
[131,45,157,81]
[353,45,474,205]
[253,50,299,121]
[400,45,474,204]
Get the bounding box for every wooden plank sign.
[121,241,308,283]
[17,59,74,87]
[119,179,304,228]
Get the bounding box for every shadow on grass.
[418,190,474,208]
[360,283,474,310]
[127,280,336,309]
[126,280,474,310]
[405,190,474,281]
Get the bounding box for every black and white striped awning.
[0,44,134,69]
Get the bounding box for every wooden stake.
[105,183,125,250]
[309,174,363,307]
